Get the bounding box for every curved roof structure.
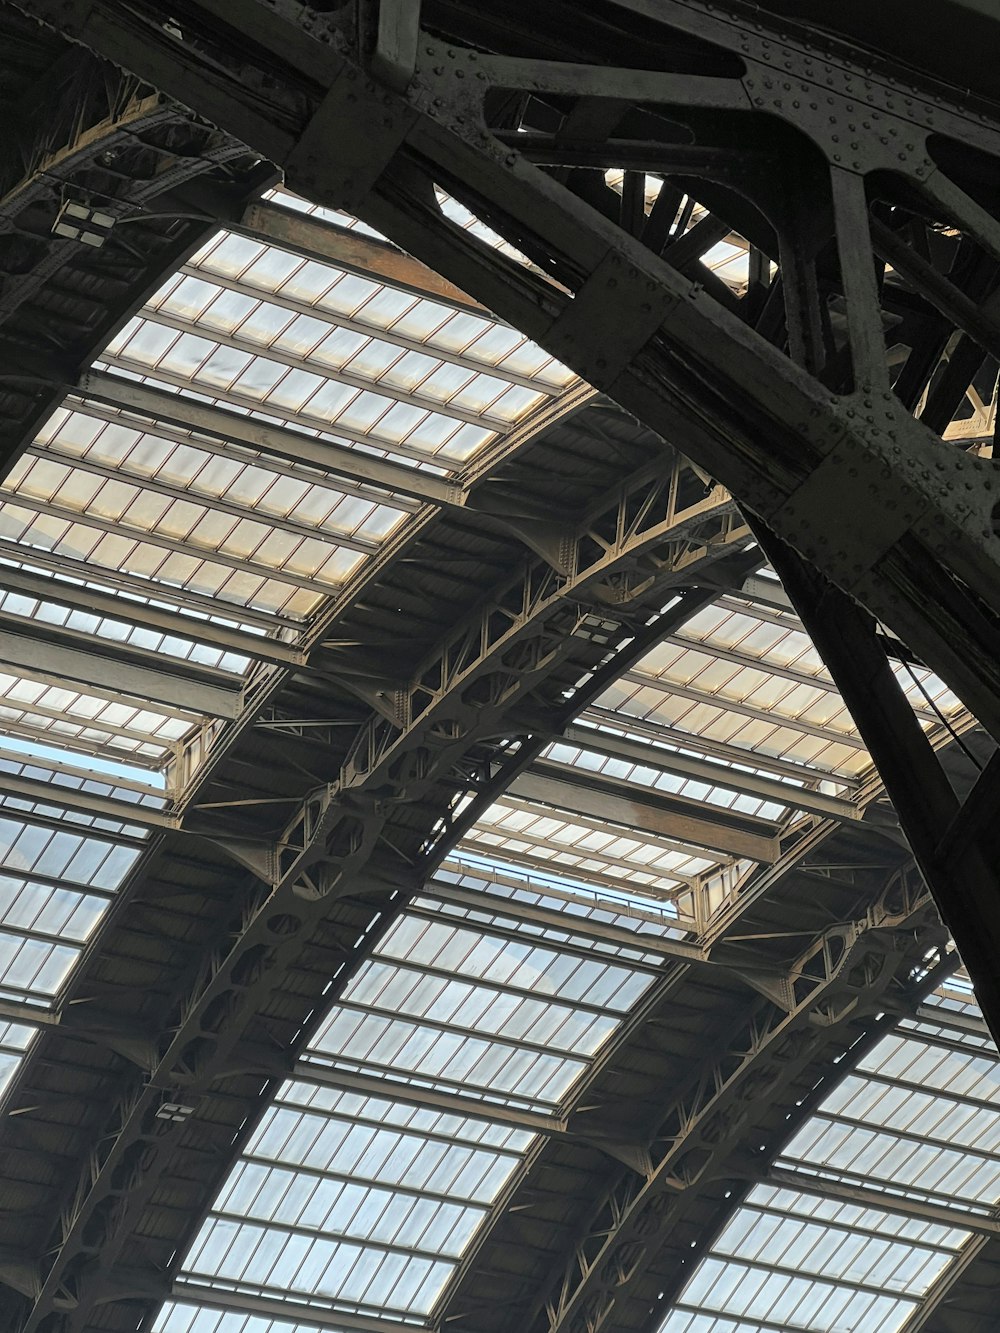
[0,4,999,1333]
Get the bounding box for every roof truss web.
[0,3,999,1333]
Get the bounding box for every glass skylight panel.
[308,910,639,1108]
[663,985,999,1331]
[461,795,722,901]
[189,221,573,389]
[156,1303,377,1333]
[429,862,686,957]
[542,738,788,823]
[0,792,145,1103]
[598,663,870,779]
[103,314,496,467]
[0,1021,34,1097]
[178,866,654,1328]
[181,1082,528,1321]
[3,450,365,599]
[0,669,194,764]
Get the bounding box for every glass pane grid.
[178,870,653,1323]
[660,982,1000,1332]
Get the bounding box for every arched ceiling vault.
[0,4,998,1333]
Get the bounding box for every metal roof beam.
[0,562,303,667]
[293,1061,566,1134]
[0,772,176,830]
[559,723,860,822]
[238,196,491,316]
[424,876,687,957]
[464,807,701,885]
[579,705,861,790]
[0,624,241,720]
[619,669,868,750]
[512,762,781,863]
[170,1285,419,1333]
[76,369,464,507]
[177,253,549,394]
[763,1164,1000,1237]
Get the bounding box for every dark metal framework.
[3,2,1000,1332]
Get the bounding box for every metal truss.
[541,870,938,1333]
[6,445,746,1331]
[755,527,1000,1038]
[0,12,270,476]
[27,0,1000,746]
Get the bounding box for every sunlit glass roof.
[660,973,999,1333]
[173,869,657,1325]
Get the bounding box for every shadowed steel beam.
[760,1167,1000,1237]
[512,762,781,862]
[170,1285,418,1333]
[75,370,464,506]
[0,773,177,830]
[239,198,490,314]
[559,724,860,822]
[293,1061,567,1134]
[0,564,304,667]
[0,624,241,719]
[24,0,1000,755]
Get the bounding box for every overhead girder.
[236,195,492,314]
[508,763,782,863]
[556,723,861,822]
[1,441,748,1332]
[752,528,1000,1036]
[28,0,1000,744]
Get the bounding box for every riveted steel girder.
[26,0,1000,745]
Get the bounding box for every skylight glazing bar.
[0,563,302,667]
[0,538,300,632]
[19,443,381,556]
[0,491,340,595]
[94,356,485,468]
[175,260,551,394]
[618,670,868,749]
[75,373,461,508]
[135,306,507,430]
